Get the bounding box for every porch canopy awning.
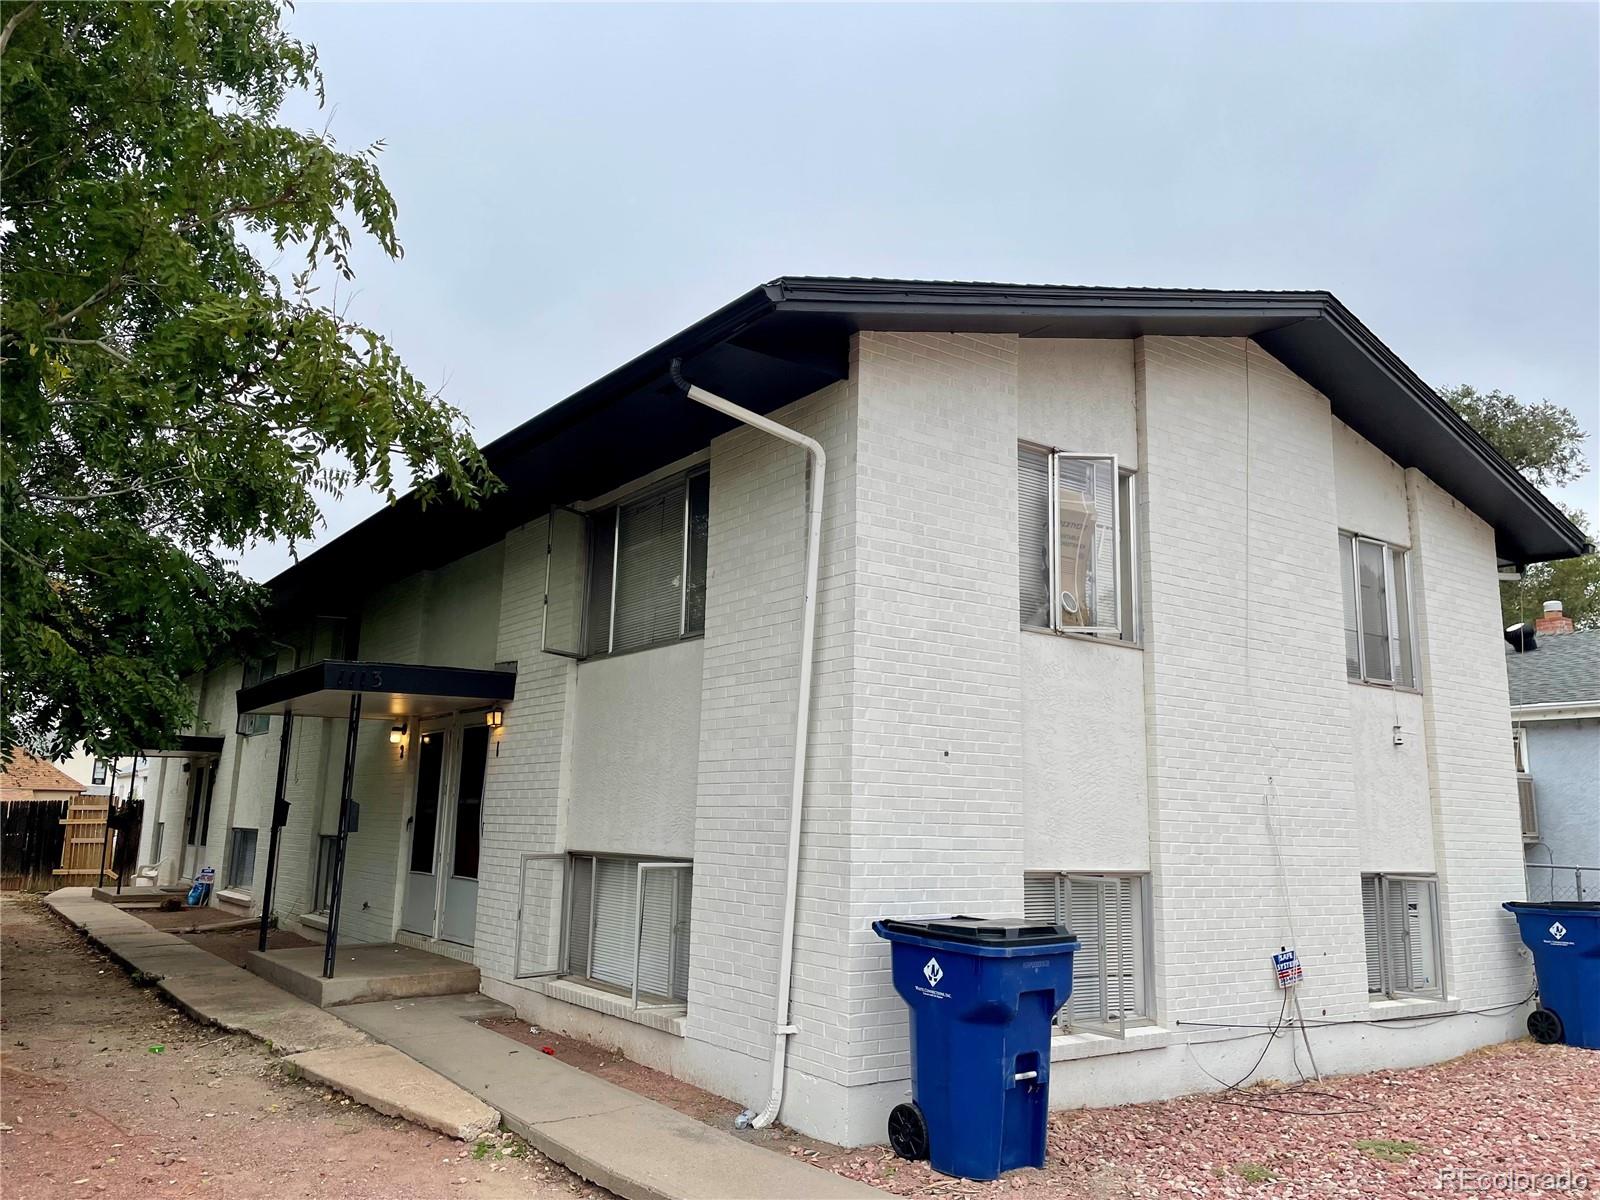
[235,659,517,720]
[139,735,225,759]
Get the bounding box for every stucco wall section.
[1348,685,1434,872]
[1332,418,1411,546]
[1022,636,1149,872]
[569,639,704,859]
[1523,718,1600,871]
[1017,338,1140,467]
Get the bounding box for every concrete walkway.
[46,890,884,1200]
[337,993,880,1200]
[43,889,497,1140]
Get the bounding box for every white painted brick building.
[136,279,1590,1146]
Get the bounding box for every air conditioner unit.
[1517,774,1539,842]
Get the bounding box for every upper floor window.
[543,469,709,660]
[1338,533,1416,689]
[1019,445,1139,643]
[236,654,280,735]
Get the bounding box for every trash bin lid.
[876,915,1075,946]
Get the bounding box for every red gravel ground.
[1,894,609,1200]
[825,1040,1600,1198]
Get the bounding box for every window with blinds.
[1024,871,1151,1035]
[1018,444,1138,641]
[1339,533,1417,689]
[1360,874,1443,999]
[564,854,693,1006]
[579,470,710,658]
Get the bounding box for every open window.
[562,854,693,1008]
[1019,445,1138,641]
[1024,871,1152,1036]
[1339,533,1417,689]
[1361,873,1444,999]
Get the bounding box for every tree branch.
[0,1,39,58]
[43,336,132,364]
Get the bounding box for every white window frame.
[541,468,710,660]
[1025,870,1153,1037]
[1019,443,1138,643]
[561,853,693,1010]
[1361,873,1445,1000]
[1340,533,1418,690]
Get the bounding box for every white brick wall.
[173,328,1535,1148]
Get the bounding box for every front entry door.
[401,730,448,937]
[400,722,488,946]
[439,724,488,946]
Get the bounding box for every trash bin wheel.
[1528,1006,1564,1045]
[887,1102,929,1162]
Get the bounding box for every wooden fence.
[1,799,70,891]
[52,794,114,887]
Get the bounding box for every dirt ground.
[1,894,609,1200]
[484,1015,1600,1199]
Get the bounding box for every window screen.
[1360,873,1443,998]
[1025,871,1149,1033]
[1017,446,1133,640]
[1339,534,1416,689]
[564,854,692,1004]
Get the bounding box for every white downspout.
[669,359,824,1131]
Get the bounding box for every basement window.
[1025,871,1152,1036]
[564,854,692,1007]
[1019,445,1139,643]
[1361,874,1443,999]
[542,470,710,659]
[1339,533,1417,689]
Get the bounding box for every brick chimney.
[1534,599,1575,635]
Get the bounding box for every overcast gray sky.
[242,1,1599,581]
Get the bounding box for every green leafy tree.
[1439,384,1596,630]
[1,1,497,761]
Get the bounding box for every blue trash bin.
[1503,901,1600,1049]
[873,916,1078,1181]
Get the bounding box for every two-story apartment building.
[135,279,1590,1146]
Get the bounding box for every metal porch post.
[258,711,295,953]
[98,758,117,888]
[323,694,362,979]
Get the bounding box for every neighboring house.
[1,751,84,889]
[1507,604,1600,900]
[59,747,150,801]
[135,278,1589,1144]
[1,751,85,804]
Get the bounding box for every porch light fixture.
[486,706,504,730]
[390,721,407,759]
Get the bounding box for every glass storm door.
[401,730,448,937]
[439,725,488,946]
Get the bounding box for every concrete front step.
[285,1044,500,1141]
[244,943,480,1008]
